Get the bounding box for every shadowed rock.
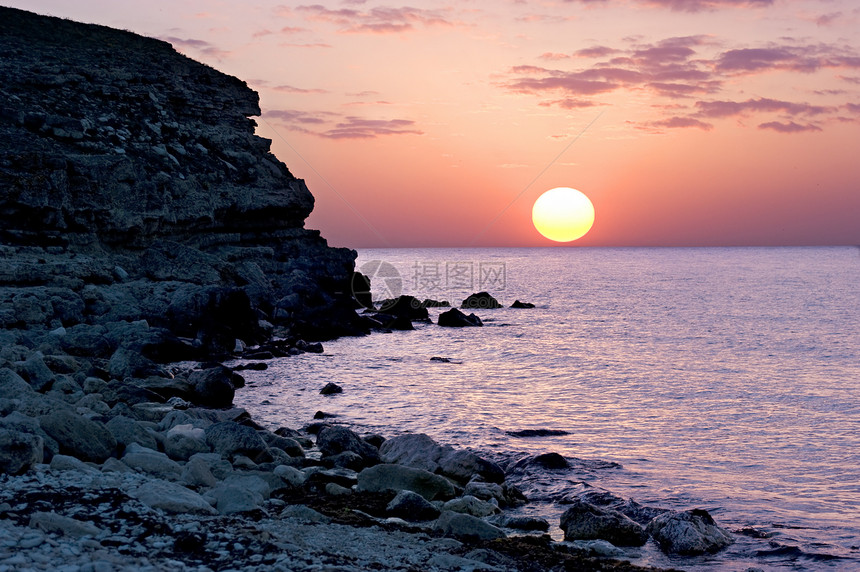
[560,500,649,546]
[646,508,735,555]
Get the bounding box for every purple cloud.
[295,5,453,34]
[322,117,423,139]
[695,98,831,118]
[651,116,714,130]
[563,0,773,11]
[758,121,822,133]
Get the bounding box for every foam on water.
[234,247,860,570]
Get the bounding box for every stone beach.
[0,7,735,570]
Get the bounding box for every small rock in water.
[533,452,570,469]
[430,356,451,362]
[506,429,570,438]
[314,411,338,419]
[320,382,343,395]
[510,300,535,309]
[437,308,483,328]
[461,292,502,309]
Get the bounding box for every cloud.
[539,98,598,109]
[694,97,831,118]
[295,5,453,34]
[758,121,822,133]
[162,36,230,60]
[271,84,329,94]
[651,116,714,130]
[562,0,774,11]
[539,52,571,61]
[263,109,422,139]
[322,117,423,139]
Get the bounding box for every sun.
[532,187,595,242]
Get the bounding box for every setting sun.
[532,187,595,242]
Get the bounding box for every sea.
[232,247,860,571]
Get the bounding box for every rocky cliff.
[0,7,365,358]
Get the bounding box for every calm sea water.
[233,247,860,571]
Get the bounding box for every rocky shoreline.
[1,7,737,571]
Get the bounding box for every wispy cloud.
[271,84,329,94]
[263,109,422,139]
[694,97,832,118]
[162,36,230,60]
[562,0,774,12]
[294,5,454,34]
[758,121,822,133]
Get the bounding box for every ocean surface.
[233,247,860,571]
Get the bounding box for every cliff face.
[0,7,365,353]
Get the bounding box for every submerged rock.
[510,300,535,309]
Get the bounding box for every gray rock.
[181,456,218,488]
[560,500,648,546]
[129,479,217,515]
[488,514,550,532]
[0,428,43,474]
[442,495,500,517]
[319,382,343,395]
[122,443,182,479]
[50,454,99,473]
[101,457,133,473]
[386,489,441,521]
[106,415,159,451]
[212,483,263,514]
[646,508,734,555]
[20,352,55,392]
[273,464,306,488]
[205,421,271,463]
[433,511,506,541]
[0,410,58,458]
[0,367,36,399]
[163,423,209,461]
[39,408,116,463]
[379,433,504,484]
[280,504,331,523]
[29,512,102,538]
[188,452,233,480]
[356,463,456,501]
[325,483,353,497]
[258,430,305,457]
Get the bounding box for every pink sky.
[6,0,860,246]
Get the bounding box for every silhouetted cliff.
[0,6,365,355]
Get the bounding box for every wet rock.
[386,489,441,521]
[317,425,381,467]
[489,514,550,531]
[559,500,649,546]
[433,511,506,541]
[532,452,569,469]
[505,429,570,438]
[461,292,502,310]
[39,408,116,463]
[356,463,456,501]
[259,430,305,457]
[646,508,735,555]
[188,366,235,408]
[510,300,535,309]
[437,308,483,328]
[380,433,503,484]
[379,295,429,321]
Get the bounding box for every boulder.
[560,500,649,546]
[532,452,569,469]
[646,509,734,555]
[461,292,502,309]
[317,426,381,467]
[105,415,159,451]
[379,433,504,484]
[20,352,55,392]
[379,295,429,320]
[273,464,307,488]
[38,409,116,463]
[50,454,99,474]
[164,424,210,461]
[122,443,183,480]
[437,308,483,328]
[205,421,270,462]
[386,489,441,521]
[433,511,506,541]
[489,514,550,531]
[129,479,217,515]
[259,431,305,457]
[0,428,43,474]
[356,464,456,501]
[442,495,500,517]
[188,366,235,408]
[181,456,218,488]
[0,367,36,399]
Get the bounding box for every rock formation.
[0,6,364,358]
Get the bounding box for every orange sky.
[7,0,860,246]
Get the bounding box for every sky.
[6,0,860,247]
